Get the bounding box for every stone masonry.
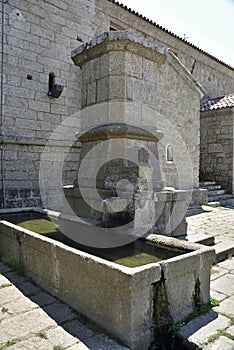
[0,0,234,210]
[200,108,234,195]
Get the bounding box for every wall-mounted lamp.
[48,72,64,98]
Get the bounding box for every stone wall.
[1,0,234,209]
[200,109,234,194]
[1,0,106,209]
[96,0,234,99]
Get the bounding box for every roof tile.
[109,0,234,71]
[201,93,234,111]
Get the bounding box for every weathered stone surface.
[0,285,23,306]
[0,308,56,343]
[203,336,234,350]
[213,296,234,317]
[30,291,56,307]
[44,302,76,324]
[46,326,78,348]
[211,274,234,296]
[84,334,130,350]
[179,311,231,347]
[62,320,94,342]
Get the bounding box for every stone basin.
[0,210,215,350]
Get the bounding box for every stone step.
[215,240,234,263]
[200,181,216,186]
[178,233,214,246]
[208,189,226,196]
[208,194,233,202]
[207,201,221,207]
[204,184,222,190]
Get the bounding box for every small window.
[166,144,173,162]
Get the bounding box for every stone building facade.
[0,0,234,210]
[200,94,234,194]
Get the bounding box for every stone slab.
[0,274,11,285]
[227,325,234,336]
[44,302,76,324]
[67,343,91,350]
[0,262,11,274]
[0,285,23,306]
[210,266,229,281]
[46,326,78,348]
[215,240,234,262]
[16,281,41,296]
[85,334,130,350]
[203,336,234,350]
[179,311,230,347]
[0,308,56,343]
[62,319,94,341]
[213,296,234,317]
[6,337,51,350]
[211,274,234,296]
[210,290,228,302]
[218,259,234,271]
[30,291,56,307]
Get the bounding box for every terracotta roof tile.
[108,0,234,71]
[201,93,234,111]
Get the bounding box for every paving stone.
[213,295,234,317]
[46,325,78,348]
[210,290,227,302]
[67,343,90,350]
[0,295,37,316]
[0,262,11,274]
[0,285,23,306]
[16,281,41,296]
[218,259,234,271]
[0,274,11,285]
[4,271,27,285]
[179,311,230,347]
[227,325,234,336]
[30,291,56,307]
[7,337,53,350]
[44,302,76,324]
[63,319,94,341]
[203,336,234,350]
[85,334,130,350]
[210,266,228,281]
[0,308,56,343]
[211,274,234,296]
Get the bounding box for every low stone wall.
[0,214,215,349]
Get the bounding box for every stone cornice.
[72,30,167,67]
[77,123,163,142]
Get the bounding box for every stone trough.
[0,210,215,350]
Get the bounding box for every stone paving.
[0,262,129,350]
[0,200,234,350]
[179,200,234,349]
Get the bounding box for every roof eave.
[167,49,207,99]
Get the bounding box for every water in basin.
[0,212,187,268]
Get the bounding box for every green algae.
[1,212,185,268]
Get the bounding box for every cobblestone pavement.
[0,201,234,350]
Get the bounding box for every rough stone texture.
[204,336,234,350]
[179,311,231,347]
[200,108,234,195]
[0,260,129,350]
[1,0,234,210]
[0,219,215,350]
[72,32,202,190]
